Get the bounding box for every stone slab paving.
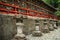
[26,28,60,40]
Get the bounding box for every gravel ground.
[26,27,60,40]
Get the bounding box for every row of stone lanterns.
[13,14,58,40]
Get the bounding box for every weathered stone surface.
[49,26,54,31]
[11,34,27,40]
[41,19,50,33]
[32,31,42,36]
[23,18,35,35]
[53,21,58,29]
[0,15,17,40]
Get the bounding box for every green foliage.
[57,0,60,9]
[55,11,60,16]
[43,0,59,8]
[43,0,50,4]
[58,20,60,23]
[50,0,58,8]
[43,0,60,16]
[58,0,60,3]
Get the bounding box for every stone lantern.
[14,23,27,40]
[48,19,54,31]
[32,18,42,36]
[40,18,50,33]
[53,19,58,29]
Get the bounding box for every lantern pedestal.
[14,23,27,40]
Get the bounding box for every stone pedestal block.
[0,15,17,40]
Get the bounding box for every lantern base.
[49,27,54,31]
[53,26,58,29]
[42,29,50,33]
[12,33,27,40]
[32,31,42,37]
